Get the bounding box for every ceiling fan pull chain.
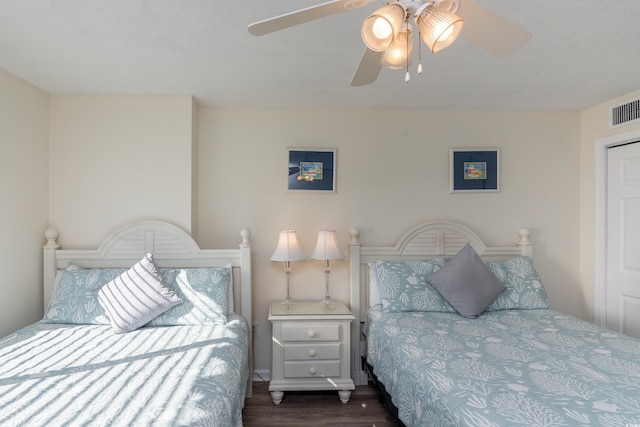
[405,26,411,82]
[417,31,423,74]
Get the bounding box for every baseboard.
[253,369,270,382]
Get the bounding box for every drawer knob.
[307,330,316,338]
[308,349,317,357]
[308,367,317,375]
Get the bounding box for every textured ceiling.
[1,0,639,110]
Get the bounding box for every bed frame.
[41,220,253,397]
[348,219,532,385]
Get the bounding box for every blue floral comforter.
[0,315,249,426]
[367,306,640,427]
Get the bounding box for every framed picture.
[449,148,500,193]
[287,148,336,192]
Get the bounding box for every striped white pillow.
[96,253,182,333]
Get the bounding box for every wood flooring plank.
[243,382,399,426]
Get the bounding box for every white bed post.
[239,228,253,398]
[42,229,60,313]
[348,228,366,385]
[518,228,532,257]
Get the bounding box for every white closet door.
[606,141,640,338]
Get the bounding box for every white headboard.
[348,219,532,385]
[42,220,253,395]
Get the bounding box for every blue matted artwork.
[287,148,336,192]
[449,149,499,192]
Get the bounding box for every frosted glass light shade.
[415,4,464,53]
[311,230,344,261]
[271,230,305,261]
[381,27,412,70]
[361,3,406,52]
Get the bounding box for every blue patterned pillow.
[43,266,124,325]
[486,256,549,310]
[147,267,231,326]
[44,264,231,326]
[377,259,455,313]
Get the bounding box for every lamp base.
[282,298,294,309]
[320,296,336,311]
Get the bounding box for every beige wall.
[579,89,640,322]
[197,107,582,373]
[48,95,196,248]
[191,99,199,240]
[7,84,637,374]
[0,70,49,337]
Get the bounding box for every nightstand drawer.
[283,360,341,378]
[283,343,341,361]
[281,323,340,342]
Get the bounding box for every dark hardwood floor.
[243,381,399,427]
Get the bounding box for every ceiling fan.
[248,0,531,86]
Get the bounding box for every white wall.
[579,89,640,322]
[0,70,49,337]
[197,107,582,374]
[48,95,196,248]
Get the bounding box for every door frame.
[594,129,640,328]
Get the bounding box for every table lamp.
[311,229,344,308]
[271,229,305,307]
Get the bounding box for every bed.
[0,220,253,427]
[348,220,640,426]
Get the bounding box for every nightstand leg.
[270,391,284,405]
[338,390,351,404]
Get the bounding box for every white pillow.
[226,263,235,313]
[52,270,64,294]
[368,262,382,307]
[96,253,182,333]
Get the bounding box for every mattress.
[0,314,249,427]
[366,305,640,427]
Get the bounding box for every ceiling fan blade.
[248,0,374,36]
[456,0,532,57]
[350,48,383,86]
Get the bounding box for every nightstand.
[268,301,356,405]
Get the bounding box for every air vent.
[609,97,640,128]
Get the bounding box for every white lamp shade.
[271,230,305,261]
[361,3,406,52]
[415,4,464,53]
[311,230,344,261]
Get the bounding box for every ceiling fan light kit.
[360,1,464,82]
[248,0,532,86]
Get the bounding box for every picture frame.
[449,148,500,193]
[287,148,336,193]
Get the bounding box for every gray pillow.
[428,243,505,318]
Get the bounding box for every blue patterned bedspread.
[367,306,640,427]
[0,315,249,426]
